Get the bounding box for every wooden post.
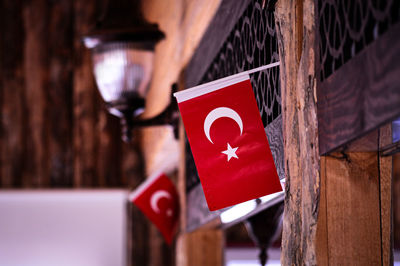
[275,0,320,264]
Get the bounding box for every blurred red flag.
[130,173,179,244]
[175,74,282,211]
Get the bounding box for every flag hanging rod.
[175,61,280,103]
[245,61,280,75]
[199,61,281,89]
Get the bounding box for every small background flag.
[130,173,179,244]
[174,73,282,211]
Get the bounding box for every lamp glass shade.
[92,42,154,117]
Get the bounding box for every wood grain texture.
[23,0,49,187]
[394,154,400,249]
[0,0,26,187]
[379,124,393,266]
[325,152,382,265]
[318,22,400,155]
[317,124,393,265]
[46,0,74,187]
[316,156,328,266]
[72,0,101,187]
[1,0,76,188]
[176,229,223,266]
[275,0,320,264]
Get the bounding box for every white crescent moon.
[150,190,171,213]
[204,107,243,144]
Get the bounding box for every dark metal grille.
[318,0,400,81]
[186,0,280,192]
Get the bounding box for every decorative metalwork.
[186,0,280,192]
[318,0,400,81]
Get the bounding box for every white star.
[221,143,239,162]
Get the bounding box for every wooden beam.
[275,0,320,264]
[184,0,252,88]
[318,22,400,155]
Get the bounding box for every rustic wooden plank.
[379,124,393,266]
[325,152,382,265]
[394,153,400,250]
[23,0,51,187]
[0,0,26,187]
[73,0,101,187]
[46,0,74,187]
[275,0,320,264]
[318,22,400,155]
[316,156,329,265]
[317,112,393,264]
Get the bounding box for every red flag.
[175,74,282,211]
[130,173,179,244]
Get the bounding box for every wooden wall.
[0,0,144,189]
[0,1,221,266]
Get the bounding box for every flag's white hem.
[174,61,280,103]
[174,74,250,103]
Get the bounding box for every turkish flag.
[175,74,282,211]
[130,173,179,244]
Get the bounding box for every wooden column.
[275,0,320,264]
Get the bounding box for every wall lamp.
[83,0,179,142]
